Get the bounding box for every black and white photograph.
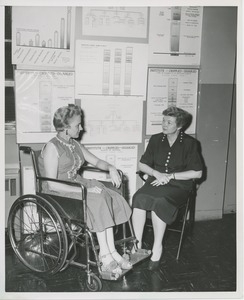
[1,0,243,299]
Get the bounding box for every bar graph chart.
[12,6,75,67]
[15,8,71,49]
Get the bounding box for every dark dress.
[38,135,132,232]
[132,131,203,225]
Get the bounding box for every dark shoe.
[148,259,160,271]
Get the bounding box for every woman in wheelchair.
[38,104,132,276]
[132,106,203,271]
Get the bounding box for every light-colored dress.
[38,135,132,232]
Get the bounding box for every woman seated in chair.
[132,106,203,271]
[38,104,132,275]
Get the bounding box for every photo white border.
[1,0,243,299]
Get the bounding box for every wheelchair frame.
[7,146,151,292]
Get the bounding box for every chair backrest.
[31,149,41,177]
[19,146,40,176]
[19,146,42,194]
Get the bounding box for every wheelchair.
[7,146,151,292]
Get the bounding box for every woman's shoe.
[148,246,163,271]
[111,251,133,270]
[99,253,122,275]
[148,259,161,271]
[135,249,152,255]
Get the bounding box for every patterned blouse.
[38,135,86,182]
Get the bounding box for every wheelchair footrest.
[99,249,151,281]
[129,249,152,265]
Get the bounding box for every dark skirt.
[132,180,189,225]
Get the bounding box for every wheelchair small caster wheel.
[86,273,102,292]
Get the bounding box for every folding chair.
[137,171,196,260]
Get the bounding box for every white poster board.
[12,6,76,68]
[75,40,148,99]
[82,7,148,39]
[146,68,199,135]
[15,70,75,143]
[80,96,143,144]
[149,6,203,66]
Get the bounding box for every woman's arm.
[173,170,202,180]
[138,161,155,177]
[138,162,171,186]
[43,143,87,193]
[139,162,202,186]
[80,145,121,188]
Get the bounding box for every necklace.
[56,135,75,152]
[55,136,82,180]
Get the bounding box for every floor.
[5,213,237,293]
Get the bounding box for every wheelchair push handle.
[19,145,32,153]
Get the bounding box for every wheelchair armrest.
[80,166,126,197]
[36,176,86,198]
[81,165,109,172]
[80,165,124,182]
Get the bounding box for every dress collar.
[56,135,75,147]
[161,131,184,143]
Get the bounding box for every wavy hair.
[53,104,82,132]
[162,106,192,130]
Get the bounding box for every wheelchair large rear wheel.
[8,194,68,275]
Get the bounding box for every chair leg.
[176,198,190,260]
[127,219,138,250]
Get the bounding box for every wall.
[195,7,237,220]
[5,6,237,223]
[223,87,236,213]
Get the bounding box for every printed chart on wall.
[12,6,76,67]
[146,68,199,135]
[83,145,138,205]
[82,7,148,39]
[149,6,203,65]
[80,96,143,144]
[15,70,75,143]
[75,40,148,99]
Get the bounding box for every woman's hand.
[108,166,122,188]
[151,170,171,186]
[87,186,102,194]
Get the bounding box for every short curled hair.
[53,104,82,132]
[162,106,192,130]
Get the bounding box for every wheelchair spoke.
[8,195,68,274]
